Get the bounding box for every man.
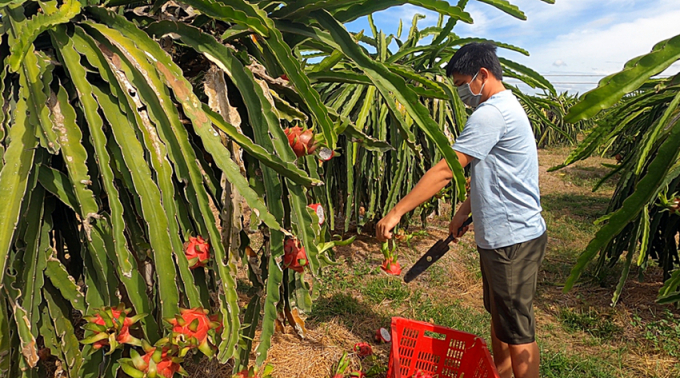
[376,43,547,378]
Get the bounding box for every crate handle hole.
[424,330,446,340]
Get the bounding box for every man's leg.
[490,323,512,378]
[509,341,540,378]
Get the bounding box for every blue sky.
[345,0,680,94]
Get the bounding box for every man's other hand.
[449,215,470,242]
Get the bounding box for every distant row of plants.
[519,90,598,148]
[553,33,680,306]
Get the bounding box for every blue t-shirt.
[453,90,546,249]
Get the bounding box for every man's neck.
[481,81,507,103]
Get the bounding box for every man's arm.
[376,151,471,241]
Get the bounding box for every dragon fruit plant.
[80,304,145,353]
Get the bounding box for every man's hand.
[376,211,401,242]
[449,197,472,242]
[448,215,471,243]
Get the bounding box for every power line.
[504,79,600,85]
[541,74,673,78]
[542,74,605,77]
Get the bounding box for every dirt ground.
[186,147,680,378]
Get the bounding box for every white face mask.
[457,71,485,108]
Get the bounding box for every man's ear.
[479,67,490,81]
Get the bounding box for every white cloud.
[374,5,440,32]
[522,9,680,74]
[504,1,680,93]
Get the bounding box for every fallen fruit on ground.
[333,352,350,377]
[353,342,373,357]
[412,370,434,378]
[375,327,391,343]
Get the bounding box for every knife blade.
[403,216,472,283]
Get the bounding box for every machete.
[403,216,473,283]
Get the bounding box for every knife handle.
[450,216,473,241]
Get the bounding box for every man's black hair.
[445,42,503,80]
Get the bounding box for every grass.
[412,298,489,338]
[361,277,411,305]
[632,309,680,359]
[539,349,620,378]
[557,307,622,340]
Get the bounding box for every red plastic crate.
[387,317,500,378]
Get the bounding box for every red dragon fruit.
[284,126,317,157]
[381,257,402,276]
[412,370,434,378]
[379,240,401,276]
[308,203,325,225]
[167,307,220,357]
[349,371,366,378]
[184,235,210,269]
[353,342,373,357]
[81,304,144,351]
[332,352,350,378]
[120,346,186,378]
[374,327,391,343]
[283,237,308,273]
[318,147,335,162]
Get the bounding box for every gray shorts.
[478,232,547,345]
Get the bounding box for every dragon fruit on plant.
[183,235,210,269]
[308,203,325,225]
[166,307,221,357]
[119,346,186,378]
[284,126,317,157]
[80,304,144,352]
[283,237,308,273]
